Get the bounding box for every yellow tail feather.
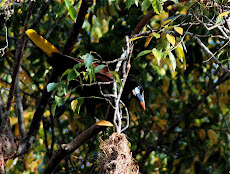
[26,29,61,57]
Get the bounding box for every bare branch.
[15,77,26,138]
[6,1,35,115]
[186,32,230,74]
[41,124,103,174]
[62,0,93,55]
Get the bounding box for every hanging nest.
[97,132,140,174]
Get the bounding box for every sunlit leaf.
[220,11,230,17]
[55,96,63,107]
[141,0,151,11]
[152,0,163,14]
[96,120,114,127]
[82,53,94,67]
[166,34,176,46]
[152,48,162,64]
[152,31,160,39]
[64,0,71,8]
[174,26,183,35]
[69,6,77,21]
[71,99,78,112]
[175,43,185,62]
[162,19,171,26]
[130,36,145,41]
[215,15,223,24]
[168,51,176,71]
[171,0,179,3]
[47,82,59,92]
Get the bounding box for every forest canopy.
[0,0,230,173]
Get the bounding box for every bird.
[25,29,145,115]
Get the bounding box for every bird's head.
[131,85,145,110]
[123,77,146,110]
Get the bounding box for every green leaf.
[73,62,84,70]
[215,15,223,24]
[76,98,84,114]
[51,103,57,116]
[168,51,176,71]
[171,0,179,3]
[95,65,107,73]
[137,50,152,58]
[61,69,72,79]
[67,70,77,81]
[152,0,163,14]
[56,2,66,19]
[126,0,135,9]
[64,0,71,8]
[69,6,77,21]
[82,53,94,67]
[141,0,151,11]
[152,31,160,39]
[55,96,63,107]
[47,82,59,92]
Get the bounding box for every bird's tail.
[26,29,61,57]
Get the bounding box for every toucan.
[25,29,145,113]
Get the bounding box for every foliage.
[0,0,230,173]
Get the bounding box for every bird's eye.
[138,86,143,94]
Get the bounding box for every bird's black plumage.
[26,29,145,118]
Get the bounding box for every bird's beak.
[135,92,146,110]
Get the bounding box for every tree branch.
[5,1,35,115]
[42,124,103,174]
[62,0,93,55]
[15,77,26,138]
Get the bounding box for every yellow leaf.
[160,107,167,117]
[144,34,154,48]
[220,11,230,17]
[166,34,175,46]
[174,26,183,35]
[207,129,218,144]
[71,99,78,112]
[158,119,168,126]
[130,36,145,42]
[152,48,162,64]
[10,117,18,126]
[197,129,206,140]
[26,29,61,57]
[158,119,168,129]
[152,32,160,39]
[175,43,185,62]
[96,120,113,127]
[162,19,171,26]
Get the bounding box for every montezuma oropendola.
[25,29,145,113]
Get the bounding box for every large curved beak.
[132,88,146,110]
[136,93,146,110]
